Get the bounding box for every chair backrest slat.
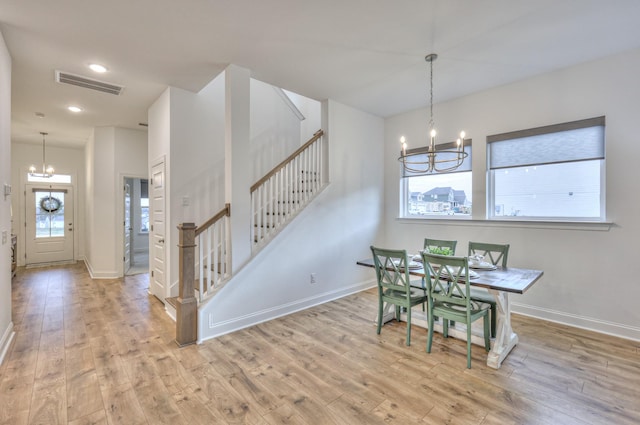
[424,238,457,256]
[370,246,413,300]
[468,242,510,268]
[422,253,471,307]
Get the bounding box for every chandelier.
[398,53,468,175]
[29,132,55,178]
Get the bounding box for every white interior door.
[25,184,74,265]
[124,182,132,274]
[150,162,166,301]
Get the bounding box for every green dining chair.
[468,242,510,337]
[370,246,428,346]
[422,238,457,323]
[424,238,457,256]
[422,252,491,368]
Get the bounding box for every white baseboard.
[0,322,15,366]
[83,258,119,279]
[512,302,640,342]
[165,303,176,322]
[198,279,376,343]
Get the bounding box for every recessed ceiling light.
[89,63,107,73]
[68,106,83,113]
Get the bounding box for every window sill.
[396,217,613,231]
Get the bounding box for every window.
[34,191,65,238]
[140,179,149,233]
[27,173,71,183]
[487,116,605,221]
[401,142,472,217]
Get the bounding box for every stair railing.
[176,203,230,346]
[250,130,325,250]
[195,203,231,301]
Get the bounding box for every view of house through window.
[401,141,472,217]
[405,172,472,216]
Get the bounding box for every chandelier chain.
[428,58,434,131]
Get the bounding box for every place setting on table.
[388,251,494,280]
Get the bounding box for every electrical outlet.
[310,273,317,284]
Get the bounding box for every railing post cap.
[178,222,197,230]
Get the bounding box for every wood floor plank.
[133,378,188,425]
[172,386,230,425]
[67,409,107,425]
[101,383,147,425]
[28,380,67,425]
[0,372,34,423]
[65,372,103,423]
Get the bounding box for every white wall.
[169,79,226,297]
[250,79,308,182]
[11,143,85,266]
[85,127,115,276]
[84,130,95,269]
[284,89,322,142]
[198,99,384,341]
[84,126,147,278]
[0,30,14,365]
[115,128,148,275]
[384,47,640,340]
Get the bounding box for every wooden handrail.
[195,203,231,237]
[250,130,324,193]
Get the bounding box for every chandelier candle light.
[29,132,55,178]
[399,53,468,175]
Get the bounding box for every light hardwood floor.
[1,263,639,424]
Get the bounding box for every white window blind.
[488,116,604,169]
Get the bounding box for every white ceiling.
[2,0,640,148]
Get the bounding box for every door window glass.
[35,191,65,238]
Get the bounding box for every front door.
[25,184,74,265]
[149,161,166,301]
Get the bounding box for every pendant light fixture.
[29,132,55,178]
[398,53,468,175]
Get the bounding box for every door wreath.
[40,196,62,213]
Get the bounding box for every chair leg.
[466,324,472,369]
[443,319,449,338]
[426,310,434,353]
[377,298,383,335]
[406,308,411,346]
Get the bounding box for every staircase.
[175,129,326,346]
[251,130,325,250]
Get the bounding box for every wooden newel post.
[176,222,197,347]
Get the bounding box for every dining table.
[356,257,544,369]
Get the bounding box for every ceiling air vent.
[55,70,124,95]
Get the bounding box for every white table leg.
[486,290,519,369]
[375,301,397,325]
